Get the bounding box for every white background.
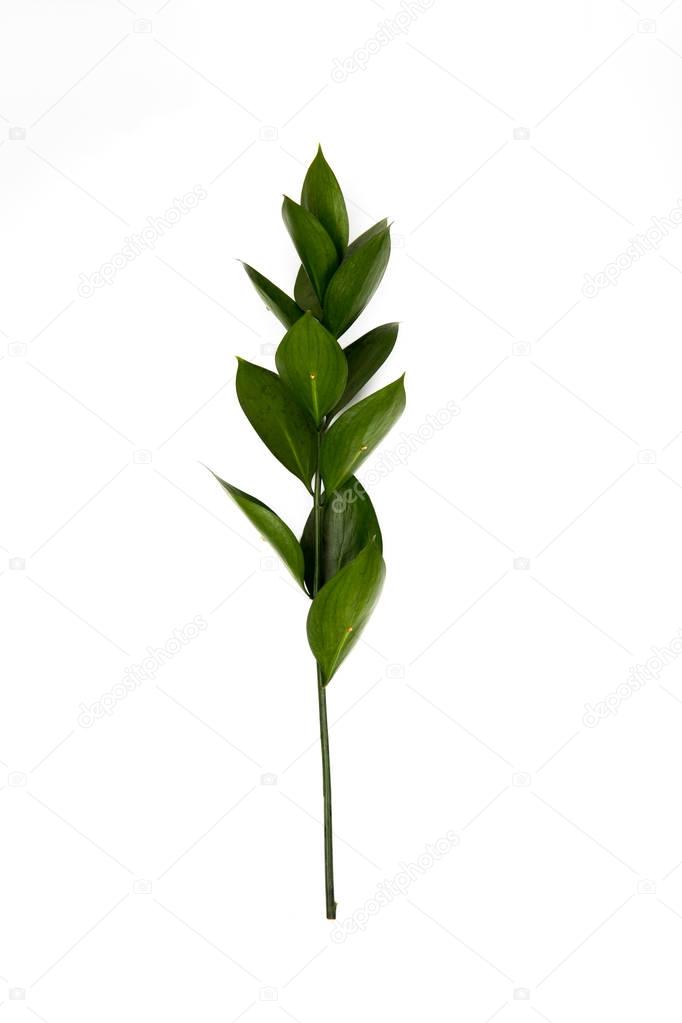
[2,0,682,1019]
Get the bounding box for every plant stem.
[313,424,336,920]
[317,666,336,919]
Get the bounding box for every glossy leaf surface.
[323,226,391,338]
[321,375,406,493]
[275,312,347,425]
[300,476,382,593]
[236,358,316,489]
[282,197,338,303]
[307,540,385,684]
[294,265,323,319]
[241,263,303,328]
[344,217,388,259]
[301,146,349,257]
[330,322,399,417]
[211,473,305,587]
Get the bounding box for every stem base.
[317,669,336,919]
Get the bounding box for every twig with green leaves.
[210,146,405,919]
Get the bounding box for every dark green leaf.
[275,312,347,425]
[330,322,399,417]
[301,476,382,593]
[307,540,385,684]
[241,263,303,328]
[282,197,338,303]
[294,265,323,319]
[323,227,391,338]
[345,218,388,259]
[321,375,406,493]
[236,358,316,489]
[210,472,305,588]
[301,145,349,257]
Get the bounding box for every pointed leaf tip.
[211,472,306,588]
[323,225,391,338]
[329,322,399,417]
[282,196,339,303]
[321,375,406,493]
[301,148,349,258]
[242,262,303,329]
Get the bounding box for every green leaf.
[294,265,323,319]
[236,358,316,489]
[323,226,391,338]
[330,322,399,417]
[307,540,385,684]
[282,197,338,303]
[300,476,382,593]
[345,218,388,259]
[321,375,406,493]
[210,472,305,588]
[301,145,349,257]
[241,263,303,328]
[275,312,347,425]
